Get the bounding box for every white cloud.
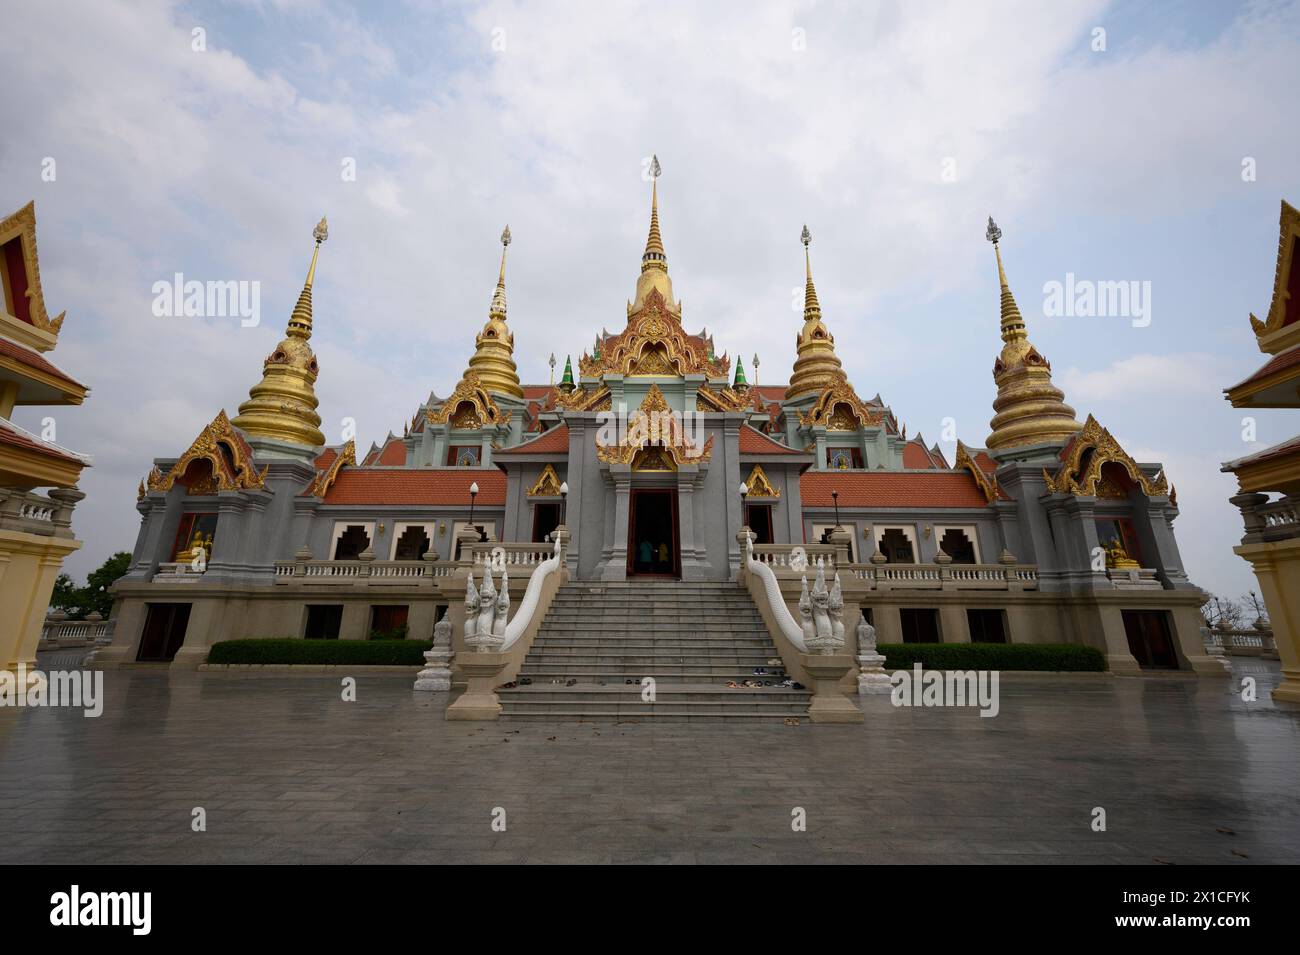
[1060,353,1218,401]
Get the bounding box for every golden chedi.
[631,155,678,315]
[984,217,1082,452]
[233,217,329,447]
[462,225,524,399]
[786,225,845,400]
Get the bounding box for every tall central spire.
[631,154,677,313]
[786,224,844,400]
[232,217,328,449]
[464,225,524,399]
[983,217,1081,453]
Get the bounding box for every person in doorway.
[638,539,652,567]
[657,541,669,567]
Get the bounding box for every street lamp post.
[832,488,841,528]
[559,481,569,526]
[469,481,479,539]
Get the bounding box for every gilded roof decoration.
[695,383,759,412]
[1042,415,1169,498]
[526,463,563,496]
[151,410,268,494]
[305,440,356,498]
[954,441,1001,505]
[0,201,66,338]
[798,376,883,430]
[743,464,780,499]
[595,383,714,466]
[426,371,511,429]
[1249,199,1299,341]
[579,288,729,380]
[550,383,611,412]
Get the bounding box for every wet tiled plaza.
[1,662,1297,864]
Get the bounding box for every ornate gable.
[743,464,780,499]
[695,382,759,412]
[305,440,356,498]
[579,288,729,379]
[0,201,66,342]
[426,371,511,429]
[1249,199,1300,349]
[148,410,268,495]
[798,376,883,431]
[954,441,1001,504]
[1042,415,1168,497]
[526,463,564,496]
[596,382,714,466]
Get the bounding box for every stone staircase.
[498,580,811,721]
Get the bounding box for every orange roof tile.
[0,335,86,391]
[739,425,803,455]
[497,424,569,454]
[0,417,89,466]
[801,470,990,508]
[376,437,407,465]
[322,468,507,506]
[1227,344,1300,392]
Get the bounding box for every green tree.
[47,552,132,619]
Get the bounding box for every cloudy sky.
[2,0,1298,598]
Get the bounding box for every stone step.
[518,672,794,684]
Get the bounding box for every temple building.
[97,166,1220,696]
[1223,199,1300,704]
[0,202,91,676]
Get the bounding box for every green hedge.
[207,639,432,666]
[878,642,1106,672]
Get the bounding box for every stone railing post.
[1229,491,1270,543]
[828,526,852,568]
[414,609,454,691]
[935,550,955,591]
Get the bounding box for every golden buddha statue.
[1103,538,1139,570]
[176,531,213,568]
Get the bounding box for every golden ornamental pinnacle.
[313,216,329,244]
[650,154,661,179]
[985,216,1001,245]
[801,224,811,247]
[501,224,511,247]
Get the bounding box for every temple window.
[447,445,481,467]
[936,526,979,564]
[331,523,373,560]
[900,608,941,643]
[170,513,217,562]
[391,523,432,560]
[369,605,409,639]
[967,609,1008,643]
[826,447,863,470]
[876,526,917,563]
[811,522,856,560]
[304,605,343,639]
[1095,517,1142,567]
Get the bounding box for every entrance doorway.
[137,603,191,662]
[1122,609,1179,669]
[628,489,679,577]
[746,504,774,544]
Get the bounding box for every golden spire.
[463,225,524,399]
[232,217,328,448]
[631,154,677,313]
[983,217,1081,452]
[786,224,845,401]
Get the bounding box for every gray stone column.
[600,467,631,581]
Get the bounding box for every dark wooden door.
[137,603,191,662]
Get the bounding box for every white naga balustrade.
[463,535,565,653]
[745,534,808,653]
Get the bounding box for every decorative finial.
[985,216,1001,245]
[501,224,511,247]
[801,224,811,247]
[650,154,661,179]
[313,216,329,245]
